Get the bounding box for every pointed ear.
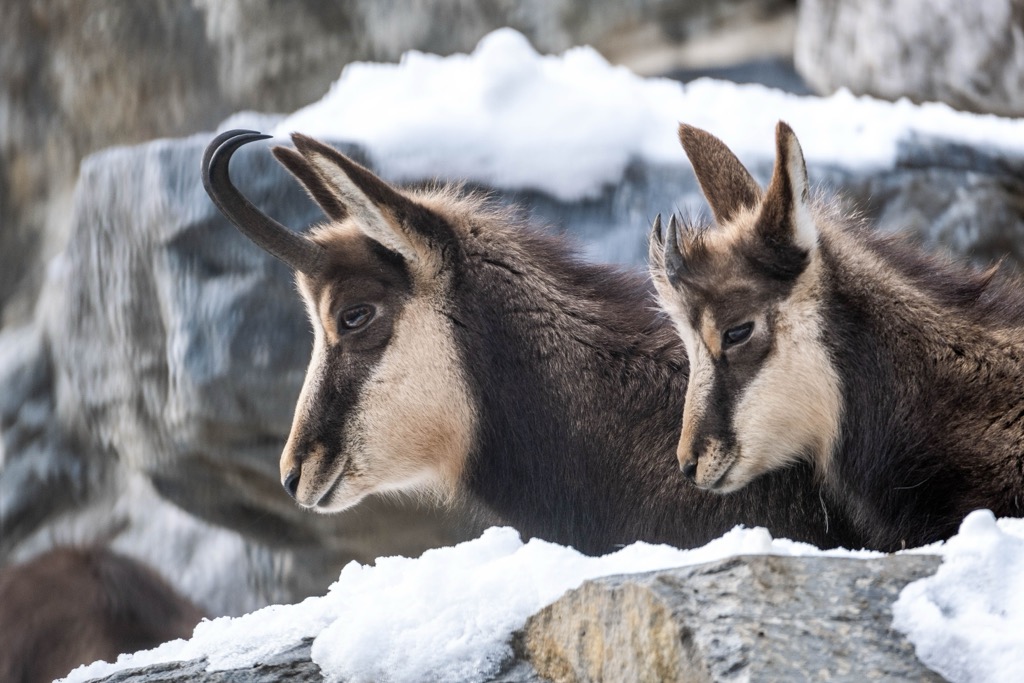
[272,146,348,221]
[286,134,443,266]
[755,121,817,254]
[678,124,762,225]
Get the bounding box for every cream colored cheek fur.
[323,297,477,511]
[729,279,841,488]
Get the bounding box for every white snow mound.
[893,510,1024,683]
[60,514,1024,683]
[60,525,874,683]
[275,28,1024,201]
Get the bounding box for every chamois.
[650,121,1024,550]
[0,546,204,683]
[201,129,865,554]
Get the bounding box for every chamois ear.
[678,123,763,226]
[286,133,439,267]
[755,121,817,255]
[271,146,348,221]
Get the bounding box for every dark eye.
[722,321,754,349]
[338,304,375,331]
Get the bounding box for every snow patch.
[893,510,1024,683]
[275,28,1024,201]
[60,514,1024,683]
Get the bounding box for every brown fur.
[0,547,204,683]
[653,121,1024,549]
[204,130,866,554]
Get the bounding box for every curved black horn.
[650,213,664,246]
[202,129,324,275]
[663,214,687,282]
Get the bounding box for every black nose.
[283,470,300,499]
[681,460,698,481]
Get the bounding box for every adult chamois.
[202,129,864,554]
[0,546,204,683]
[650,121,1024,551]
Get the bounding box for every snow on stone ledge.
[274,28,1024,202]
[60,514,1024,683]
[893,510,1024,683]
[61,526,872,683]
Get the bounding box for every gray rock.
[83,640,323,683]
[795,0,1024,117]
[0,324,96,557]
[818,136,1024,271]
[518,554,944,683]
[0,1,224,326]
[75,640,546,682]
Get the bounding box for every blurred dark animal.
[0,546,204,683]
[650,120,1024,550]
[201,129,865,554]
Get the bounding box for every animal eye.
[722,322,754,349]
[338,304,375,331]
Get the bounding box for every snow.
[893,510,1024,683]
[60,525,877,683]
[60,515,1024,683]
[275,27,1024,202]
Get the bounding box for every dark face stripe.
[687,305,777,458]
[288,229,412,490]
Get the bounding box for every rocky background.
[0,0,1022,674]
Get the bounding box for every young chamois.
[650,121,1024,551]
[201,129,865,554]
[0,546,204,683]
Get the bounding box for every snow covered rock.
[74,553,942,682]
[795,0,1024,117]
[61,515,1024,682]
[275,29,1024,269]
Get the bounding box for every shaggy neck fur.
[818,213,1024,550]
[442,203,863,554]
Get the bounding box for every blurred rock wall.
[795,0,1024,117]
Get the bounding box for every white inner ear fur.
[783,132,819,254]
[304,150,421,264]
